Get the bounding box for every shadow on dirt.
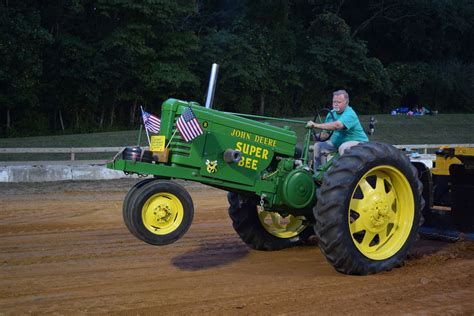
[171,239,250,271]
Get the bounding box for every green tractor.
[107,67,424,275]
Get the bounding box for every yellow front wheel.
[123,180,194,246]
[314,142,423,275]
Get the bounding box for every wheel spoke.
[270,212,281,226]
[378,223,393,244]
[386,189,397,213]
[359,178,375,197]
[349,198,364,214]
[350,217,365,233]
[257,210,307,238]
[361,230,377,249]
[375,176,386,195]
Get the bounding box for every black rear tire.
[314,142,424,275]
[227,192,313,251]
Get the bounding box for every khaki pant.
[313,140,361,171]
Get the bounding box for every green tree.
[0,1,51,135]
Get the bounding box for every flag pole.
[140,106,151,147]
[166,129,178,148]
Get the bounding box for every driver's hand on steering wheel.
[306,120,315,128]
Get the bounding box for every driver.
[306,90,368,172]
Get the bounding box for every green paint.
[107,98,320,215]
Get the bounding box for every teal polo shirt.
[325,106,368,148]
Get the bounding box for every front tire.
[314,142,424,275]
[124,181,194,245]
[122,178,156,236]
[228,192,313,250]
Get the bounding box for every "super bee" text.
[235,141,270,170]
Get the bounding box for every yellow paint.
[258,209,307,238]
[229,130,275,171]
[254,135,277,147]
[141,192,184,235]
[235,141,272,171]
[235,142,269,159]
[150,135,165,152]
[230,128,251,140]
[432,147,474,176]
[237,156,258,170]
[206,160,218,173]
[349,165,414,260]
[230,129,277,148]
[456,147,474,156]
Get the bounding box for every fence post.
[71,149,75,161]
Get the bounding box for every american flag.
[141,109,161,134]
[176,106,203,142]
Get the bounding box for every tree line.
[1,0,473,137]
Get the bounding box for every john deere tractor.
[107,66,424,275]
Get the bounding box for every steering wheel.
[312,108,335,142]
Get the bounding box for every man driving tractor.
[306,89,368,171]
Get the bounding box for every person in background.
[306,90,368,172]
[368,116,377,135]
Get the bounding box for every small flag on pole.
[176,106,203,142]
[141,109,161,134]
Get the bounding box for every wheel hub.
[154,204,172,223]
[365,196,392,232]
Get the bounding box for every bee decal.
[206,160,218,173]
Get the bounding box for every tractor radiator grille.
[168,128,191,157]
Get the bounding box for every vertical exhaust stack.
[205,63,219,109]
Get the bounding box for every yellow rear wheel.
[314,142,423,275]
[348,166,414,260]
[258,208,307,239]
[228,193,313,251]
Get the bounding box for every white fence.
[393,144,474,154]
[0,144,473,164]
[0,147,123,161]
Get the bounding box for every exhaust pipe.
[205,63,219,109]
[223,149,242,163]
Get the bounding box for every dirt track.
[1,179,473,315]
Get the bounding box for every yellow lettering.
[231,129,252,140]
[251,159,258,170]
[234,141,273,171]
[245,157,252,168]
[249,145,257,155]
[253,135,277,148]
[242,143,249,154]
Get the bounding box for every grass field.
[1,113,473,161]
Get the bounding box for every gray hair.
[333,90,349,103]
